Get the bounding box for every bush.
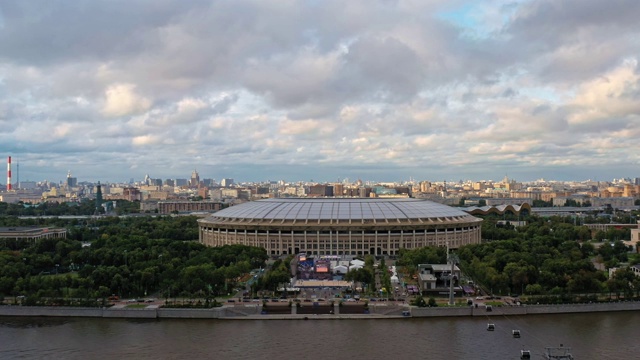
[411,296,427,307]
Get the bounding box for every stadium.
[198,198,482,256]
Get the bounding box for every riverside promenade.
[2,301,640,320]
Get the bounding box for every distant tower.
[6,156,11,191]
[95,181,103,213]
[66,170,77,188]
[190,170,200,187]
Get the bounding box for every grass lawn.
[125,304,148,309]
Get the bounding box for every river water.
[0,311,636,359]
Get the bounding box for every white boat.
[545,345,574,360]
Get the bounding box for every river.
[0,311,636,359]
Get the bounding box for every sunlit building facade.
[198,198,482,256]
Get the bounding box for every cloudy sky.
[1,0,639,184]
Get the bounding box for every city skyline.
[4,162,639,187]
[1,1,639,183]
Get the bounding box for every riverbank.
[1,300,640,319]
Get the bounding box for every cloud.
[102,83,152,117]
[132,134,163,146]
[1,0,640,182]
[569,59,640,125]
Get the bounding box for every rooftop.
[206,198,476,222]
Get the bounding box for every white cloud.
[2,0,640,182]
[132,134,162,146]
[102,83,152,117]
[569,59,640,124]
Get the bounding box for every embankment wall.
[1,301,639,319]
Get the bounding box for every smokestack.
[7,156,12,191]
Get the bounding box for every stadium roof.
[206,198,476,222]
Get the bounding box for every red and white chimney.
[6,156,11,191]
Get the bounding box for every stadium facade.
[198,198,482,256]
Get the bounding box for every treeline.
[0,215,200,244]
[398,214,639,299]
[69,216,200,243]
[0,199,142,216]
[0,215,268,304]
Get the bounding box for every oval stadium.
[198,198,482,256]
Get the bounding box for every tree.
[411,296,427,307]
[345,268,373,285]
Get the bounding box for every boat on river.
[544,345,573,359]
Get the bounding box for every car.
[227,299,235,303]
[476,296,484,300]
[145,298,155,303]
[127,299,137,303]
[303,299,312,302]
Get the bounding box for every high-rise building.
[221,178,234,187]
[308,184,333,197]
[190,170,200,187]
[66,171,77,188]
[18,181,36,190]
